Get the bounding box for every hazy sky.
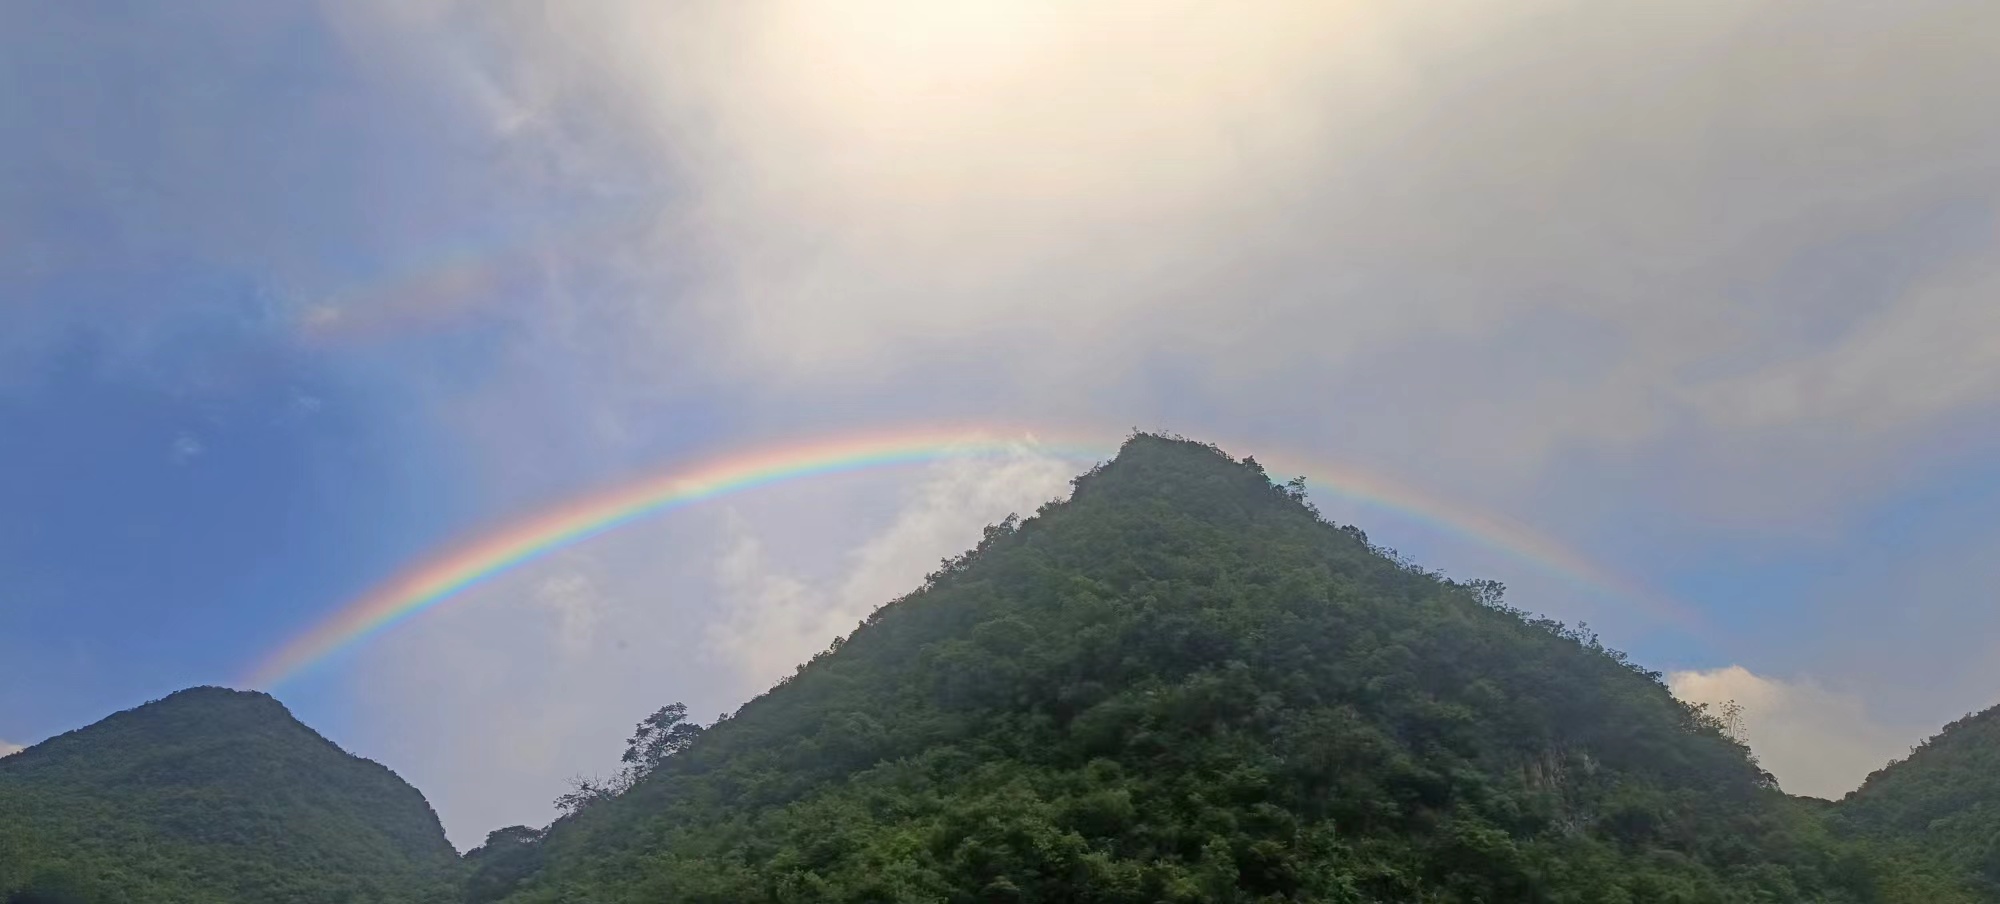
[5,0,1999,847]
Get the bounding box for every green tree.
[620,703,704,782]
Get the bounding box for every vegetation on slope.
[1837,705,2000,896]
[474,434,1970,903]
[0,686,461,903]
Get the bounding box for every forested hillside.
[473,434,1977,903]
[0,687,460,903]
[1838,705,2000,896]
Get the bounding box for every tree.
[620,703,704,783]
[474,826,544,850]
[552,775,615,817]
[552,703,706,818]
[1718,700,1748,743]
[465,826,549,904]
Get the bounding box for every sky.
[3,0,1998,848]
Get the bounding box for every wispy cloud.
[709,446,1074,691]
[0,739,23,758]
[170,432,206,464]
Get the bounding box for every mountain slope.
[487,434,1965,903]
[0,686,460,903]
[1838,704,2000,894]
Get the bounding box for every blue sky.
[5,0,2000,846]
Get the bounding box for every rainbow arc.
[244,426,1691,688]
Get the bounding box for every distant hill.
[472,434,1979,903]
[0,686,460,903]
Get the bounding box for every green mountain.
[1837,705,2000,895]
[0,686,461,903]
[471,434,1975,903]
[12,436,1992,902]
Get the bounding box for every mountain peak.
[138,684,294,724]
[0,685,461,902]
[3,684,319,773]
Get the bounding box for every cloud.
[0,739,22,758]
[170,432,206,464]
[1669,665,1914,799]
[1692,251,2000,433]
[286,390,326,419]
[334,0,2000,535]
[708,445,1075,692]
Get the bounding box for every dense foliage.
[471,434,1975,903]
[0,687,460,903]
[1838,705,2000,895]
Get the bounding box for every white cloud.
[1669,665,1914,800]
[0,739,23,758]
[708,446,1075,692]
[170,432,205,464]
[287,390,326,419]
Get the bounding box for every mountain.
[474,434,1976,903]
[0,686,460,903]
[10,436,1990,902]
[1837,704,2000,894]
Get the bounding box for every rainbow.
[296,203,649,346]
[244,427,1693,688]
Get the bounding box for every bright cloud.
[0,739,23,758]
[709,445,1075,692]
[1669,665,1915,800]
[330,0,2000,532]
